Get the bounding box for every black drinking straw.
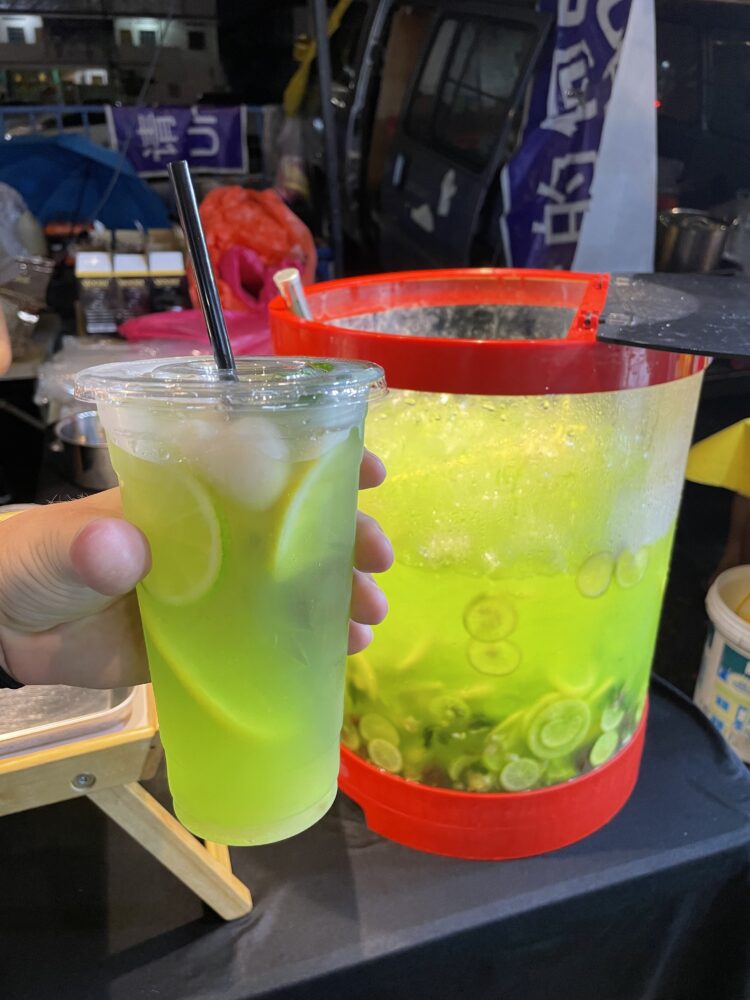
[167,160,238,381]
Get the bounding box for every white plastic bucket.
[694,565,750,762]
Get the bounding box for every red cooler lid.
[270,269,707,395]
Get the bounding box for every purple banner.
[107,106,248,176]
[500,0,633,268]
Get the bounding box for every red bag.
[192,186,316,312]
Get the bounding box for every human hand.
[0,449,392,688]
[0,307,11,376]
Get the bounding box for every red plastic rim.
[270,269,708,395]
[338,701,648,860]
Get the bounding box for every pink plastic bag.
[120,308,273,356]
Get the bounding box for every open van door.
[378,2,550,268]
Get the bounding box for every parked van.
[303,0,550,268]
[302,0,749,270]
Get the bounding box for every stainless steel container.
[53,409,117,491]
[656,208,736,273]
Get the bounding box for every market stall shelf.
[0,684,252,920]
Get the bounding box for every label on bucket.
[694,624,750,762]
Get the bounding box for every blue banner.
[500,0,633,268]
[107,106,248,176]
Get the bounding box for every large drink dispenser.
[271,269,707,859]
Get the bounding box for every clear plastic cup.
[75,356,386,845]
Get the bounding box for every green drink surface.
[108,410,364,844]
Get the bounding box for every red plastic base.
[339,702,648,860]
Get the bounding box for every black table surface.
[3,678,750,1000]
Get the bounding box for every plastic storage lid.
[148,250,185,275]
[113,253,148,275]
[270,268,709,395]
[75,252,112,277]
[74,355,386,409]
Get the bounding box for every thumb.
[0,490,151,633]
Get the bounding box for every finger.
[354,511,393,574]
[70,517,151,597]
[347,620,374,655]
[0,490,151,632]
[359,448,386,490]
[350,569,388,626]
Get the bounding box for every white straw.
[274,268,313,321]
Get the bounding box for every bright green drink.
[345,374,704,792]
[76,357,385,845]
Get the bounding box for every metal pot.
[656,208,737,273]
[53,410,117,492]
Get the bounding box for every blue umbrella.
[0,133,170,229]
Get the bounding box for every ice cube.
[190,414,290,509]
[97,402,174,463]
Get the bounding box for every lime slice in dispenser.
[576,552,614,598]
[428,695,471,728]
[527,699,591,760]
[463,594,517,641]
[467,639,521,676]
[544,758,578,785]
[340,722,361,751]
[500,758,541,792]
[615,547,649,588]
[359,713,400,746]
[589,730,619,767]
[448,754,480,783]
[552,661,595,697]
[481,740,507,772]
[466,769,495,792]
[348,654,378,700]
[600,704,625,732]
[368,738,403,774]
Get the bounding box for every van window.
[366,4,434,195]
[656,20,701,124]
[407,17,535,169]
[706,33,750,142]
[407,18,458,142]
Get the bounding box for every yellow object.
[735,591,750,622]
[283,0,354,117]
[0,510,22,524]
[686,418,750,498]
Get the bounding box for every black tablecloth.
[3,678,750,1000]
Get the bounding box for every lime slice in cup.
[271,431,358,581]
[122,460,222,606]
